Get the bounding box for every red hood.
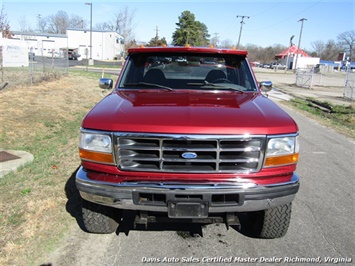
[82,89,298,135]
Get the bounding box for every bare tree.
[69,15,86,29]
[48,11,69,34]
[258,46,285,64]
[311,40,326,58]
[322,40,343,61]
[95,22,113,31]
[244,43,263,62]
[18,16,33,32]
[46,11,86,34]
[0,5,12,38]
[111,6,136,50]
[37,14,48,33]
[337,30,355,61]
[220,39,234,49]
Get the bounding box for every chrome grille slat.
[115,133,265,173]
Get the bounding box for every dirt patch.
[253,68,353,107]
[253,67,347,91]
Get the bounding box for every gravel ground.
[253,67,354,106]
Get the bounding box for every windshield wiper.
[123,82,173,91]
[186,81,244,93]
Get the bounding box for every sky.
[2,0,355,51]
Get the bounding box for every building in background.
[275,45,319,69]
[11,29,124,61]
[66,29,124,60]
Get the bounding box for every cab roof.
[128,46,248,56]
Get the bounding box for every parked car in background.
[259,63,271,68]
[271,62,287,70]
[48,51,61,58]
[28,52,35,59]
[68,51,80,60]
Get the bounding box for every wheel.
[81,200,119,234]
[250,203,292,239]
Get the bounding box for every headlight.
[267,136,299,156]
[264,135,299,167]
[79,131,114,164]
[80,132,112,153]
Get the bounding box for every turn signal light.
[264,153,299,167]
[79,148,114,164]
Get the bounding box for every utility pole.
[85,3,93,60]
[212,32,219,47]
[154,26,159,46]
[236,15,250,48]
[294,18,307,70]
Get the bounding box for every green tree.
[146,37,167,47]
[172,11,210,46]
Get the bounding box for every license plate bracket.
[168,201,209,218]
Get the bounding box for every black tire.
[81,200,119,234]
[250,203,292,239]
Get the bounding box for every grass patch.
[20,188,32,196]
[69,68,119,80]
[0,73,104,265]
[286,98,355,139]
[2,66,68,88]
[0,115,84,265]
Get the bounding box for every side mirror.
[259,81,273,92]
[99,78,113,90]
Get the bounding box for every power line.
[248,0,321,32]
[211,32,219,46]
[250,2,282,18]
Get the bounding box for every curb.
[0,150,34,178]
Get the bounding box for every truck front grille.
[115,133,265,173]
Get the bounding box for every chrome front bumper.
[75,166,299,213]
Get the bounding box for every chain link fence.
[296,67,355,101]
[0,48,69,90]
[344,71,355,100]
[295,68,323,89]
[0,46,3,86]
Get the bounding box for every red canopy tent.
[275,45,310,60]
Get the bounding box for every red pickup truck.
[76,46,300,238]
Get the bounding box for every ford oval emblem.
[181,152,197,159]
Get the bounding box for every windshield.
[118,53,257,91]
